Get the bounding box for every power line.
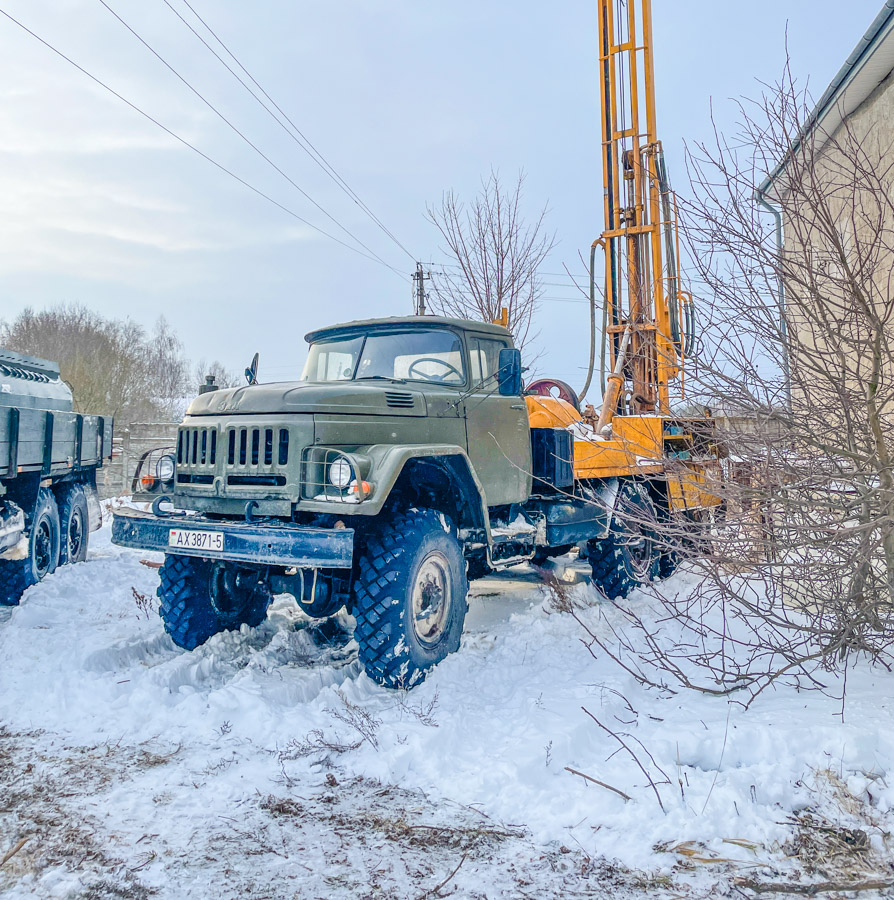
[0,6,401,271]
[431,261,590,283]
[163,0,416,264]
[97,0,403,277]
[432,259,717,292]
[427,269,590,305]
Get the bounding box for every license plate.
[168,529,224,553]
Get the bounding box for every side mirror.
[497,348,522,396]
[245,352,259,386]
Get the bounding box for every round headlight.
[156,454,176,483]
[328,456,352,489]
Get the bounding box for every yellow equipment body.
[525,395,721,511]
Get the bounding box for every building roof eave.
[758,0,894,201]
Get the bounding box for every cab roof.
[304,315,512,345]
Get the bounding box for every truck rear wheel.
[0,488,61,606]
[353,508,468,689]
[588,481,660,599]
[57,484,89,565]
[157,555,272,650]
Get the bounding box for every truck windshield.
[302,329,466,385]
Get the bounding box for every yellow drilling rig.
[526,0,720,520]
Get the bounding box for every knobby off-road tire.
[353,508,468,689]
[654,509,684,580]
[157,555,272,650]
[0,488,61,606]
[588,480,660,600]
[57,484,89,566]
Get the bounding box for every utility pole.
[412,262,430,316]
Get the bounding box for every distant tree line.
[0,303,238,425]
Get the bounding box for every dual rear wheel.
[0,485,90,606]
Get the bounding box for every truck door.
[464,335,532,507]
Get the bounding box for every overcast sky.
[0,0,884,394]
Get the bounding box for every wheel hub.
[623,530,654,577]
[412,551,451,645]
[34,520,52,577]
[68,510,84,559]
[617,492,656,578]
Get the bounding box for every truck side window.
[470,338,508,385]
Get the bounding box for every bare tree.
[193,358,241,390]
[562,61,894,706]
[427,170,555,348]
[147,317,192,421]
[1,304,192,425]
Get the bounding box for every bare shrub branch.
[562,56,894,708]
[427,170,555,348]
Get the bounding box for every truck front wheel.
[353,509,468,689]
[157,556,272,650]
[0,488,61,606]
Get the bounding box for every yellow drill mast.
[595,0,691,431]
[527,0,714,506]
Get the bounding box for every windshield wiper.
[355,375,407,384]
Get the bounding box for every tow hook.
[151,496,174,517]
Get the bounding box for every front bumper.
[112,507,354,568]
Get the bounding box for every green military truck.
[113,316,717,687]
[0,348,112,605]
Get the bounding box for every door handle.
[510,403,526,410]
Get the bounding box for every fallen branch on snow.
[564,766,631,802]
[582,707,667,813]
[414,852,467,900]
[1,837,29,867]
[734,876,894,895]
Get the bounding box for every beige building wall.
[778,67,894,434]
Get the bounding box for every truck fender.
[362,444,490,535]
[585,476,620,526]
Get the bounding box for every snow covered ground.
[2,517,894,898]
